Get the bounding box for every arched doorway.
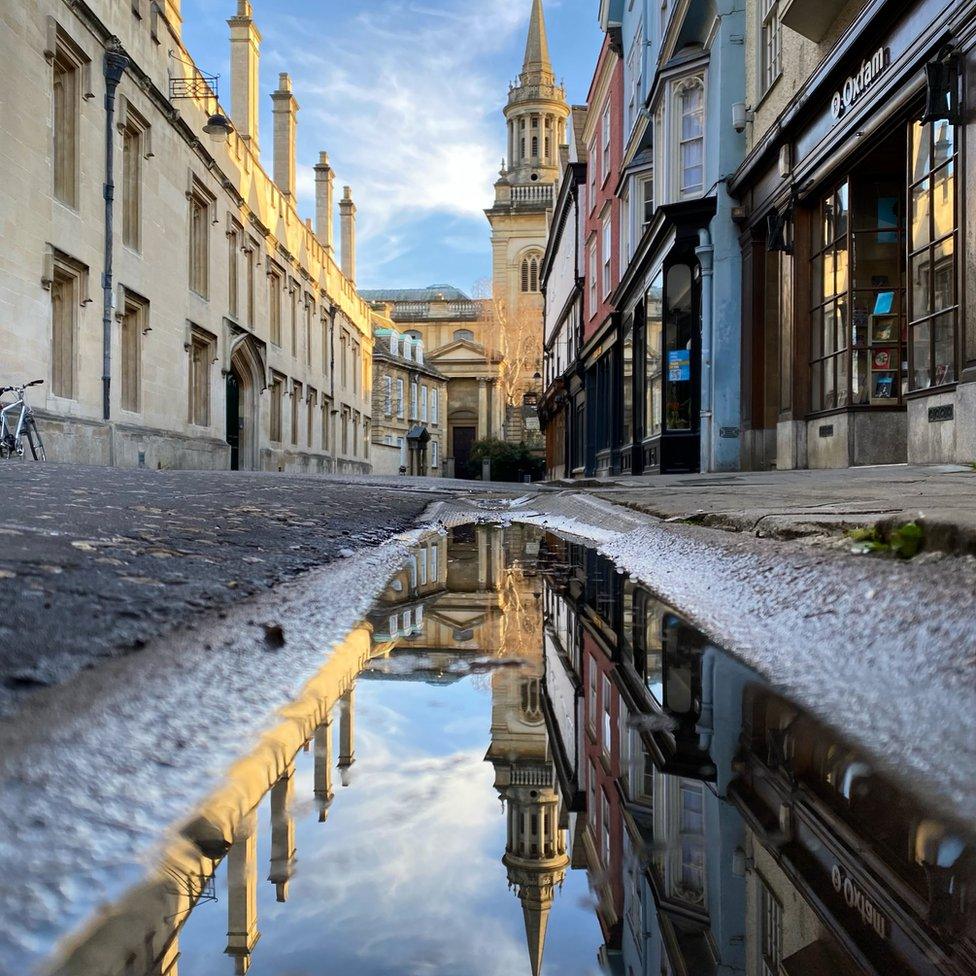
[226,369,242,470]
[227,337,263,471]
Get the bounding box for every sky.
[180,0,603,294]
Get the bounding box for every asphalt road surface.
[0,464,444,715]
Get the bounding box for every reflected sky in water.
[176,676,603,976]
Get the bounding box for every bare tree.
[472,278,543,410]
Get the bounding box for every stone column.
[339,187,357,284]
[313,152,335,256]
[268,766,296,902]
[338,687,355,784]
[226,809,259,974]
[477,378,488,440]
[270,73,298,199]
[490,526,504,590]
[477,526,488,591]
[228,1,261,151]
[313,715,334,821]
[492,380,506,440]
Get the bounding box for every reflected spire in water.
[268,765,296,902]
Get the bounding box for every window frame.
[760,0,782,96]
[188,326,216,427]
[675,77,705,199]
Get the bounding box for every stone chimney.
[314,152,335,257]
[339,186,356,284]
[228,0,261,150]
[271,73,298,199]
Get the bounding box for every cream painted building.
[369,309,448,477]
[0,0,372,472]
[485,0,569,444]
[362,286,503,476]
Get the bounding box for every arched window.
[521,253,542,293]
[453,328,474,342]
[531,135,539,157]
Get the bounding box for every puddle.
[39,525,976,976]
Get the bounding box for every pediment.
[429,339,502,364]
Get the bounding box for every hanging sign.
[831,48,889,121]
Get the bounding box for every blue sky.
[181,0,602,293]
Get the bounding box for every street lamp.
[168,51,232,143]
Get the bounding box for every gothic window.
[120,290,147,413]
[188,185,211,298]
[268,266,283,345]
[188,328,215,426]
[52,34,87,209]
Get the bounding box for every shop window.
[665,264,694,430]
[908,119,957,391]
[810,145,906,412]
[622,318,634,445]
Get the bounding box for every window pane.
[911,122,931,182]
[835,297,848,352]
[834,244,849,294]
[834,184,849,238]
[932,121,954,168]
[823,250,835,300]
[810,307,823,360]
[851,298,871,346]
[911,178,931,250]
[933,313,955,386]
[853,349,869,404]
[823,303,836,357]
[837,348,849,407]
[823,354,836,410]
[932,162,954,240]
[811,360,823,412]
[822,198,834,247]
[811,255,823,305]
[932,237,954,312]
[910,251,931,321]
[911,320,931,390]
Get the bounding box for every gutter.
[101,40,129,426]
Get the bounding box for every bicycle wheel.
[26,419,46,461]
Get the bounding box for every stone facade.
[0,0,372,472]
[369,311,448,477]
[485,0,569,450]
[361,288,503,476]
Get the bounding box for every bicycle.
[0,380,46,460]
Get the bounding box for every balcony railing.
[390,299,480,323]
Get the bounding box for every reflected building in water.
[537,533,976,976]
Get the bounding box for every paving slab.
[565,463,976,553]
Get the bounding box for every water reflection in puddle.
[47,526,976,976]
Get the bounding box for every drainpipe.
[101,40,129,425]
[696,226,715,473]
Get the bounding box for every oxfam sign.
[831,48,889,121]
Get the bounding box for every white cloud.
[260,0,531,278]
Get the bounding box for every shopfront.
[731,687,976,976]
[614,201,713,475]
[733,0,973,469]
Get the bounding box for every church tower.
[485,0,570,438]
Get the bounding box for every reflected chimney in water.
[338,687,356,779]
[314,715,335,821]
[225,809,260,974]
[268,766,296,902]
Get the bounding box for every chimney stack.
[271,73,299,199]
[228,0,261,150]
[339,186,356,284]
[314,152,335,256]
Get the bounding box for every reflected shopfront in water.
[36,526,976,976]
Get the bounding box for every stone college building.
[0,0,373,472]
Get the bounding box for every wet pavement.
[0,465,445,715]
[13,525,975,976]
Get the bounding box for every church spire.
[520,886,553,976]
[521,0,553,85]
